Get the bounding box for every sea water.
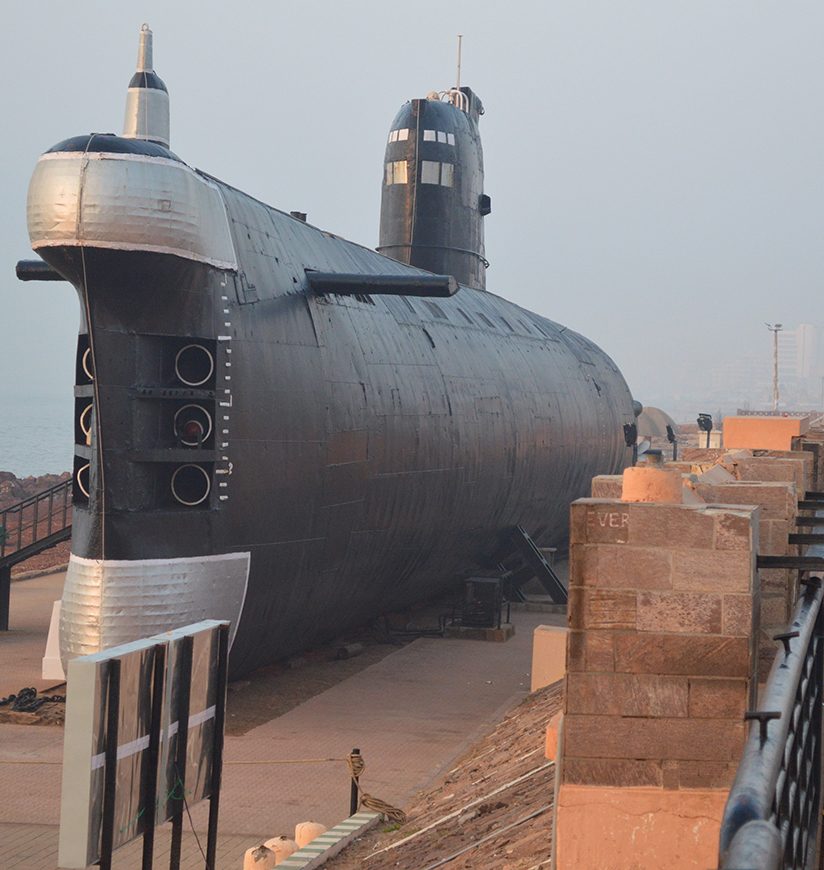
[1,396,73,477]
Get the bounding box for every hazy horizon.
[3,2,822,422]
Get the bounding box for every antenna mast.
[456,34,463,91]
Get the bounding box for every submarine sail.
[378,87,489,290]
[24,26,636,677]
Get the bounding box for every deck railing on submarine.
[0,478,72,561]
[717,572,824,870]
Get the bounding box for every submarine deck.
[0,569,562,868]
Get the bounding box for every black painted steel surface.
[31,83,634,676]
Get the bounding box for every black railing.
[0,478,72,563]
[718,576,824,869]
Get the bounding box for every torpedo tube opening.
[171,464,211,506]
[174,404,213,446]
[76,401,93,445]
[81,347,94,382]
[174,344,214,387]
[75,462,90,499]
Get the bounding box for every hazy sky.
[2,1,822,413]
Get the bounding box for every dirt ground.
[327,681,562,870]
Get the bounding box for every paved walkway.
[0,571,563,868]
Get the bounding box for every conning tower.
[378,86,491,290]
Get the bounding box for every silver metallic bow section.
[59,552,250,665]
[27,151,238,269]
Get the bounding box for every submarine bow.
[26,26,636,676]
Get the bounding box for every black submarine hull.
[29,136,634,677]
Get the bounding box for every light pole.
[765,323,783,412]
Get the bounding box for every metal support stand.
[99,659,122,870]
[0,564,10,631]
[141,643,166,870]
[169,636,193,870]
[206,624,230,869]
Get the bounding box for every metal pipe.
[349,748,361,817]
[15,259,66,281]
[169,635,193,870]
[305,271,459,298]
[100,659,122,870]
[206,623,230,869]
[718,575,824,858]
[141,643,166,870]
[722,820,782,870]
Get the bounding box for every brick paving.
[0,570,563,868]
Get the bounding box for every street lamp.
[765,323,783,412]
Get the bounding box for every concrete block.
[591,474,623,498]
[566,629,615,673]
[566,672,689,718]
[671,760,739,789]
[723,416,809,451]
[563,715,745,762]
[621,466,684,503]
[574,589,637,631]
[444,623,515,642]
[570,544,672,591]
[636,591,722,635]
[721,594,755,637]
[626,503,715,550]
[687,678,747,719]
[613,633,751,677]
[554,784,727,870]
[42,600,66,682]
[545,711,562,760]
[563,757,663,787]
[530,624,568,691]
[670,547,754,593]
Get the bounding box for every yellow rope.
[347,752,407,824]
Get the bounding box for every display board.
[58,620,228,869]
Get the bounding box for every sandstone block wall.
[692,482,796,679]
[564,499,759,790]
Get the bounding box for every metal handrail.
[718,575,824,869]
[0,478,72,560]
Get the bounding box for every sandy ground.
[0,569,565,867]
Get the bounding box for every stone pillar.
[553,498,759,870]
[693,481,797,679]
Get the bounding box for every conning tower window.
[423,130,456,145]
[388,128,410,143]
[385,160,408,185]
[421,161,454,187]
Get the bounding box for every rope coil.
[0,687,65,713]
[347,751,406,824]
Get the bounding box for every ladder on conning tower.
[0,479,72,631]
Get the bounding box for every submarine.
[21,26,636,676]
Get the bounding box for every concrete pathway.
[0,571,563,867]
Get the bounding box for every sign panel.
[58,620,227,868]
